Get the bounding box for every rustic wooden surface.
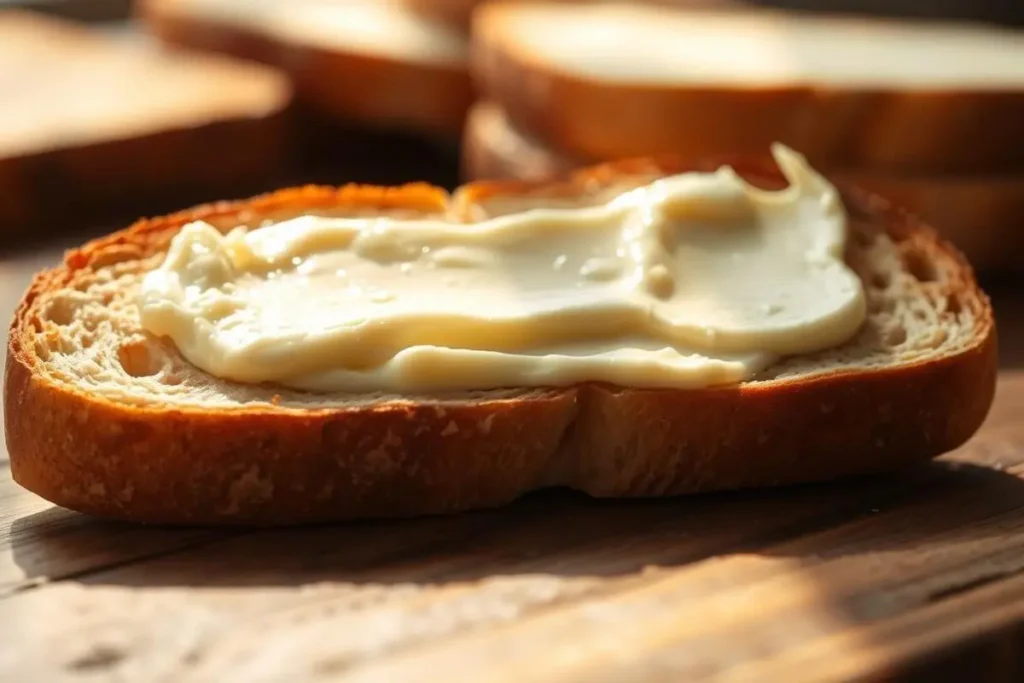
[0,235,1021,682]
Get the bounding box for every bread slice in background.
[0,10,290,235]
[6,154,995,524]
[463,100,578,179]
[399,0,483,30]
[139,0,472,138]
[400,0,744,31]
[473,1,1024,174]
[464,100,1024,273]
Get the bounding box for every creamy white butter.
[138,145,865,393]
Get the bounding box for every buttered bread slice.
[5,153,995,524]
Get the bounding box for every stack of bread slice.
[465,1,1024,271]
[137,1,734,140]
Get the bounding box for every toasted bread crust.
[5,161,997,525]
[139,0,473,137]
[472,3,1024,174]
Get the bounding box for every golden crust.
[4,160,997,525]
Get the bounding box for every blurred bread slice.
[400,0,743,31]
[463,100,576,180]
[0,11,289,234]
[140,0,472,137]
[464,100,1024,272]
[399,0,481,30]
[473,1,1024,173]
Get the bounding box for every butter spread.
[138,145,865,393]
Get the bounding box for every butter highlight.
[138,145,865,393]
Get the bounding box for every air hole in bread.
[903,250,938,283]
[885,326,907,347]
[118,339,161,378]
[160,372,183,386]
[871,272,889,290]
[45,297,76,326]
[947,294,962,316]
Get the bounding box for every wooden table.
[2,241,1024,682]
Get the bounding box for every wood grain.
[0,375,1022,681]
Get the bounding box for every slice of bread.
[139,0,472,137]
[400,0,743,31]
[0,11,289,234]
[6,156,996,525]
[463,100,578,179]
[473,2,1024,173]
[400,0,483,31]
[464,100,1024,272]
